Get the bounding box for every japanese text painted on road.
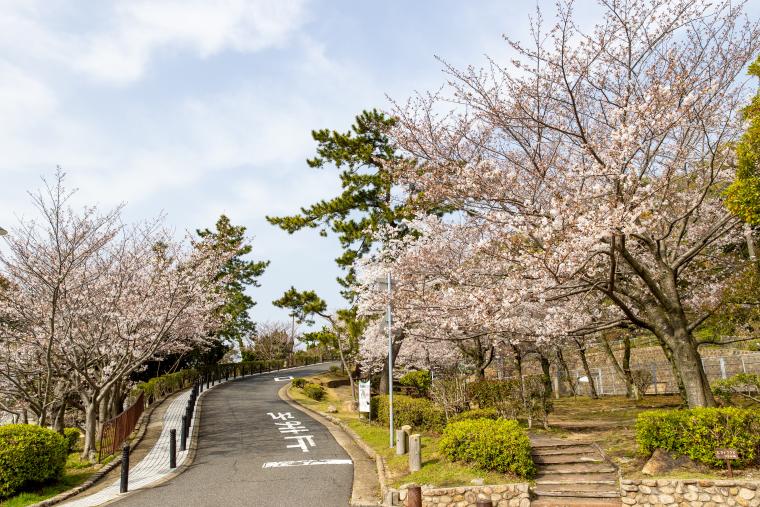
[267,412,316,452]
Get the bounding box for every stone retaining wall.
[394,484,530,507]
[621,479,760,506]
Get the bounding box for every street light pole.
[387,271,394,448]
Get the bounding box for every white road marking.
[274,376,294,382]
[262,459,352,468]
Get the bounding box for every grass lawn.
[0,452,98,507]
[288,373,517,488]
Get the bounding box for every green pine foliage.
[726,56,760,224]
[197,215,269,354]
[439,419,536,478]
[0,425,68,498]
[266,109,412,299]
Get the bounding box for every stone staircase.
[530,437,621,506]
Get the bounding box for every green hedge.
[439,419,535,478]
[63,428,80,452]
[0,425,68,498]
[399,370,432,397]
[303,383,326,401]
[448,408,500,423]
[370,394,445,432]
[292,377,308,388]
[636,407,760,467]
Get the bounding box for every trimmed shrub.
[466,379,522,417]
[63,428,80,452]
[440,418,535,478]
[399,370,432,397]
[303,383,326,401]
[448,408,500,424]
[370,394,446,432]
[636,407,760,467]
[0,424,68,498]
[329,365,342,375]
[291,377,308,388]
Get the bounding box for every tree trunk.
[510,344,525,406]
[54,401,66,434]
[665,326,716,408]
[98,386,111,438]
[555,348,577,396]
[575,339,598,399]
[538,352,553,399]
[600,334,638,399]
[378,340,403,395]
[21,408,28,424]
[82,395,98,461]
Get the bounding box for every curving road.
[112,363,353,507]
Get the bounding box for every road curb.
[280,384,387,506]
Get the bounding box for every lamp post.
[376,273,394,448]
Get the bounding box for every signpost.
[358,380,371,414]
[715,448,738,477]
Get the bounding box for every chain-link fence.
[549,352,760,397]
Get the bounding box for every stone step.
[533,453,604,465]
[531,497,621,506]
[531,440,592,449]
[532,445,597,456]
[538,463,617,474]
[535,472,618,486]
[534,483,620,496]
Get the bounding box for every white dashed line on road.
[262,459,353,468]
[273,376,294,382]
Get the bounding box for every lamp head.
[0,227,7,236]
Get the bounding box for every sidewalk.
[62,386,199,507]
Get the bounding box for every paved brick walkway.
[62,366,311,507]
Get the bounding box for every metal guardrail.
[98,392,144,462]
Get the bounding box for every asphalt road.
[112,363,353,507]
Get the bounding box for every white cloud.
[0,0,309,84]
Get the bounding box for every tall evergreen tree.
[197,215,269,355]
[267,109,410,300]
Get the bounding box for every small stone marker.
[395,429,407,455]
[716,448,738,477]
[401,424,412,451]
[409,433,421,472]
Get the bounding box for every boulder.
[326,404,338,413]
[642,448,706,475]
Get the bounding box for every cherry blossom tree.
[0,173,230,457]
[361,0,759,407]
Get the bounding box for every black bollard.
[169,429,177,468]
[180,415,187,451]
[120,443,130,493]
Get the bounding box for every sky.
[1,0,757,327]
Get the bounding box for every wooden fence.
[98,391,144,462]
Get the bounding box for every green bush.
[303,383,326,401]
[636,407,760,467]
[329,365,342,375]
[291,377,308,388]
[439,419,535,478]
[448,408,500,423]
[370,394,446,432]
[63,428,80,452]
[399,370,432,397]
[712,373,760,405]
[467,379,522,417]
[0,425,69,498]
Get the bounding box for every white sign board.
[358,380,371,413]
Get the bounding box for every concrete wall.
[621,479,760,506]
